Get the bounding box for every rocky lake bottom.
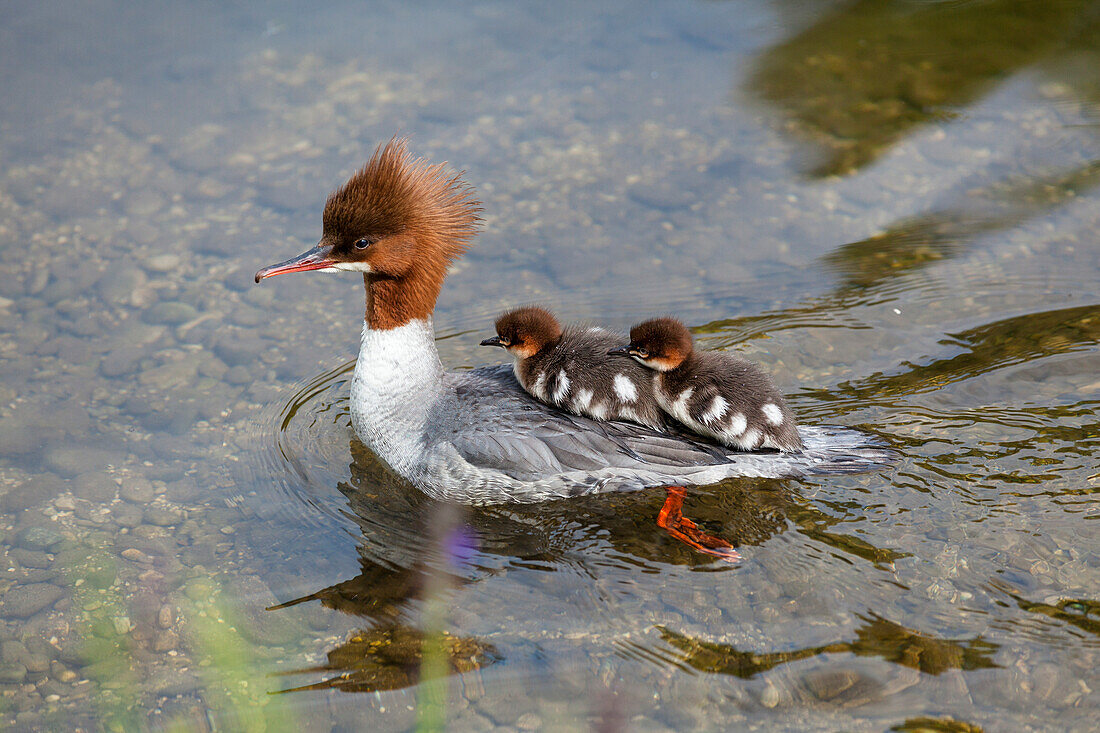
[1,1,1098,730]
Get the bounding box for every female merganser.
[611,317,803,452]
[480,306,665,429]
[254,139,893,558]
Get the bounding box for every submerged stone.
[17,526,65,552]
[0,583,65,619]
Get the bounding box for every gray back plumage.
[417,366,895,504]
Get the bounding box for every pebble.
[214,333,265,366]
[152,630,179,653]
[0,663,28,684]
[516,712,542,730]
[100,346,146,377]
[152,670,201,696]
[183,579,215,602]
[224,364,253,385]
[802,667,860,702]
[119,477,156,504]
[78,557,118,589]
[145,301,198,326]
[0,473,65,510]
[165,477,200,502]
[0,417,42,456]
[96,268,146,306]
[157,604,174,629]
[0,583,65,619]
[113,503,144,529]
[759,682,781,708]
[144,253,181,272]
[120,548,153,563]
[17,526,65,552]
[112,616,132,635]
[143,506,185,527]
[10,549,52,569]
[128,221,161,245]
[137,359,198,390]
[72,472,117,503]
[44,447,117,479]
[23,652,51,674]
[39,180,106,219]
[0,640,27,664]
[256,179,315,212]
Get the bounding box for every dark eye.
[354,238,372,250]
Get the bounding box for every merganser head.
[254,137,482,329]
[480,306,562,359]
[609,317,693,372]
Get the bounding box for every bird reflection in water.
[268,468,499,695]
[262,426,908,695]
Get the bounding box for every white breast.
[349,319,444,477]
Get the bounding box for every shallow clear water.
[1,1,1099,730]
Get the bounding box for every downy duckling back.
[612,317,802,451]
[482,306,665,429]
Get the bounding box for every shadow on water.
[987,577,1100,642]
[890,716,986,733]
[1014,597,1100,639]
[270,622,500,695]
[751,0,1099,176]
[648,611,998,678]
[822,160,1100,290]
[700,158,1100,348]
[803,303,1100,408]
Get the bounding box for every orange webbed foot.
[657,487,741,563]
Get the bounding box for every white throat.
[349,318,445,477]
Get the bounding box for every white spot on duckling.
[532,372,547,401]
[740,428,761,449]
[669,387,695,425]
[762,403,783,426]
[728,412,747,436]
[701,396,728,425]
[553,370,570,403]
[613,374,637,403]
[574,388,594,412]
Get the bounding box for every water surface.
[1,1,1098,730]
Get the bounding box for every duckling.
[481,306,665,429]
[611,317,802,452]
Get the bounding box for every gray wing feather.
[432,366,896,494]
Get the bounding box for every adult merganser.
[254,139,893,558]
[611,317,803,452]
[480,306,665,430]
